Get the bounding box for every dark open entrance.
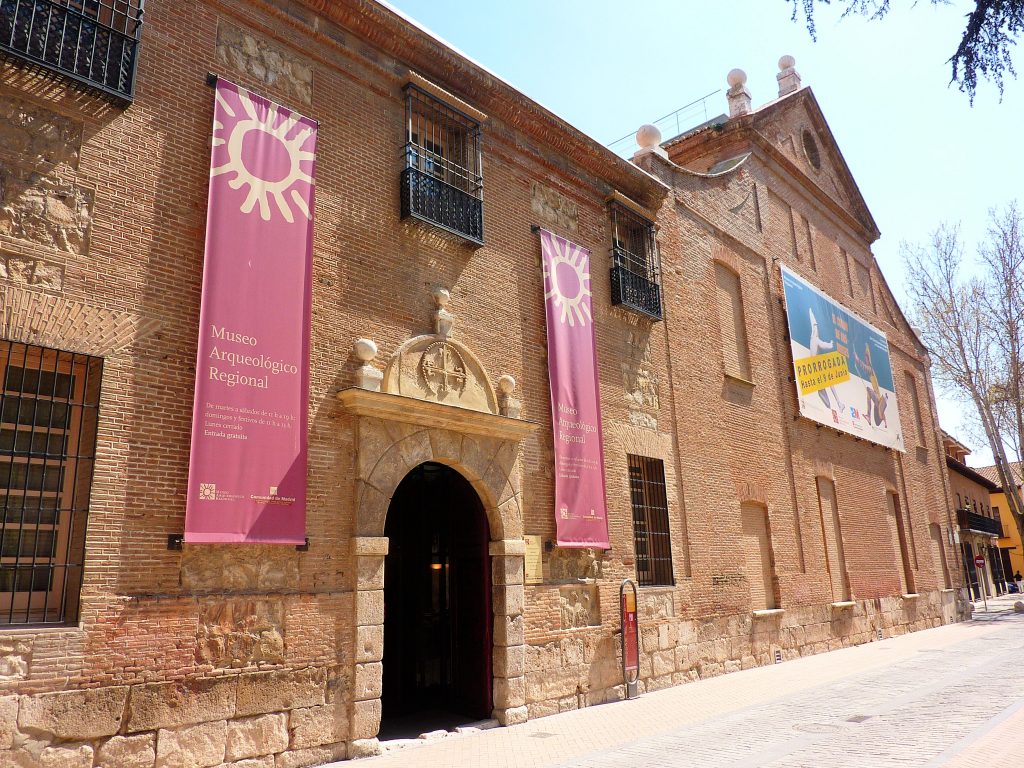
[381,462,492,737]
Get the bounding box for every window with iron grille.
[610,202,662,320]
[0,341,101,626]
[627,455,673,586]
[0,1,144,103]
[401,84,484,245]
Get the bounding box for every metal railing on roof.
[606,90,722,158]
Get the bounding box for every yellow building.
[976,464,1024,586]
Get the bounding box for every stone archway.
[339,401,534,755]
[340,287,534,755]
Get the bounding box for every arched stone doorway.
[339,292,535,755]
[381,462,492,736]
[339,397,535,754]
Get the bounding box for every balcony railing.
[611,262,663,320]
[401,166,484,246]
[957,508,1003,537]
[609,201,662,321]
[0,0,144,103]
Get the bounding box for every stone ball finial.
[498,374,516,395]
[636,124,662,149]
[727,68,747,88]
[779,54,796,71]
[353,338,377,363]
[432,286,451,308]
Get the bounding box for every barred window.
[627,455,673,586]
[401,84,484,244]
[610,201,662,320]
[0,342,101,626]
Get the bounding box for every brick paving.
[341,596,1024,768]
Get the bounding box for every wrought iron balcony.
[0,0,144,104]
[611,262,663,320]
[609,201,662,321]
[957,508,1003,537]
[401,166,484,246]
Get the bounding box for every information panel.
[185,79,317,543]
[781,264,904,451]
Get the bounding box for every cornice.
[292,0,666,210]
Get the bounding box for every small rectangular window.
[609,202,662,320]
[0,341,102,626]
[713,262,752,381]
[627,455,673,587]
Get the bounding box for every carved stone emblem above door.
[420,341,468,397]
[380,287,499,414]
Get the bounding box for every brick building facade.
[0,2,965,766]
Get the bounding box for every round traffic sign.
[975,555,985,569]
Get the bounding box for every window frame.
[626,454,674,587]
[0,341,102,627]
[400,83,484,245]
[608,201,663,320]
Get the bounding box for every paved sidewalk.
[340,596,1024,768]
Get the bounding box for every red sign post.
[975,555,985,569]
[620,579,639,699]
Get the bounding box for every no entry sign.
[975,555,985,569]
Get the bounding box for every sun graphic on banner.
[211,89,315,223]
[544,237,592,327]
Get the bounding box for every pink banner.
[184,79,316,544]
[540,229,610,548]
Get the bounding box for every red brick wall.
[0,0,964,762]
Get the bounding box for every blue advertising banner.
[781,264,905,451]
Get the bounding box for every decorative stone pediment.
[380,287,499,415]
[382,335,497,414]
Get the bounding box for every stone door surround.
[338,388,536,756]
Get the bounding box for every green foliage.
[790,0,1024,101]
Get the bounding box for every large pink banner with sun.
[540,229,610,548]
[184,79,316,544]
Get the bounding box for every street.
[346,595,1024,768]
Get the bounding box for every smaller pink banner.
[539,229,610,549]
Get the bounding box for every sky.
[387,0,1024,466]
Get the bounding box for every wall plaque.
[524,534,543,585]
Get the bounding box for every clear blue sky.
[387,0,1023,465]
